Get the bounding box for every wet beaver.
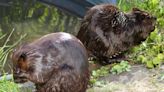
[77,4,156,64]
[11,32,89,92]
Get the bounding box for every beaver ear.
[132,8,142,15]
[132,8,141,12]
[132,8,145,20]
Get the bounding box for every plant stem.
[3,28,15,47]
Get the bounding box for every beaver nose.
[14,67,21,74]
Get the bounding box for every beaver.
[11,32,89,92]
[77,4,157,64]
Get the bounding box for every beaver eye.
[20,53,27,61]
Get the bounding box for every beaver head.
[12,32,89,92]
[12,44,51,84]
[130,8,156,44]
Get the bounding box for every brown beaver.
[11,32,89,92]
[77,4,157,64]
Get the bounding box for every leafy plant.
[0,28,26,69]
[0,28,26,92]
[0,79,20,92]
[0,74,19,92]
[130,28,164,68]
[110,61,131,74]
[90,66,109,85]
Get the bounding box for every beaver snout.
[13,74,28,83]
[13,68,28,83]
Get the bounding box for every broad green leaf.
[146,61,154,68]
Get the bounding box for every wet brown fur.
[77,4,156,64]
[12,32,89,92]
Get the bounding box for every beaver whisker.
[113,53,118,56]
[112,55,116,57]
[41,74,44,83]
[109,56,113,58]
[118,52,122,54]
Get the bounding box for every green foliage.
[89,61,131,85]
[130,28,164,68]
[118,0,164,68]
[0,73,21,92]
[90,66,109,85]
[0,79,20,92]
[0,28,26,70]
[0,28,25,92]
[0,74,19,92]
[110,61,131,74]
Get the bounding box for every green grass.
[0,28,26,92]
[0,79,20,92]
[0,28,26,70]
[110,61,131,74]
[90,66,109,85]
